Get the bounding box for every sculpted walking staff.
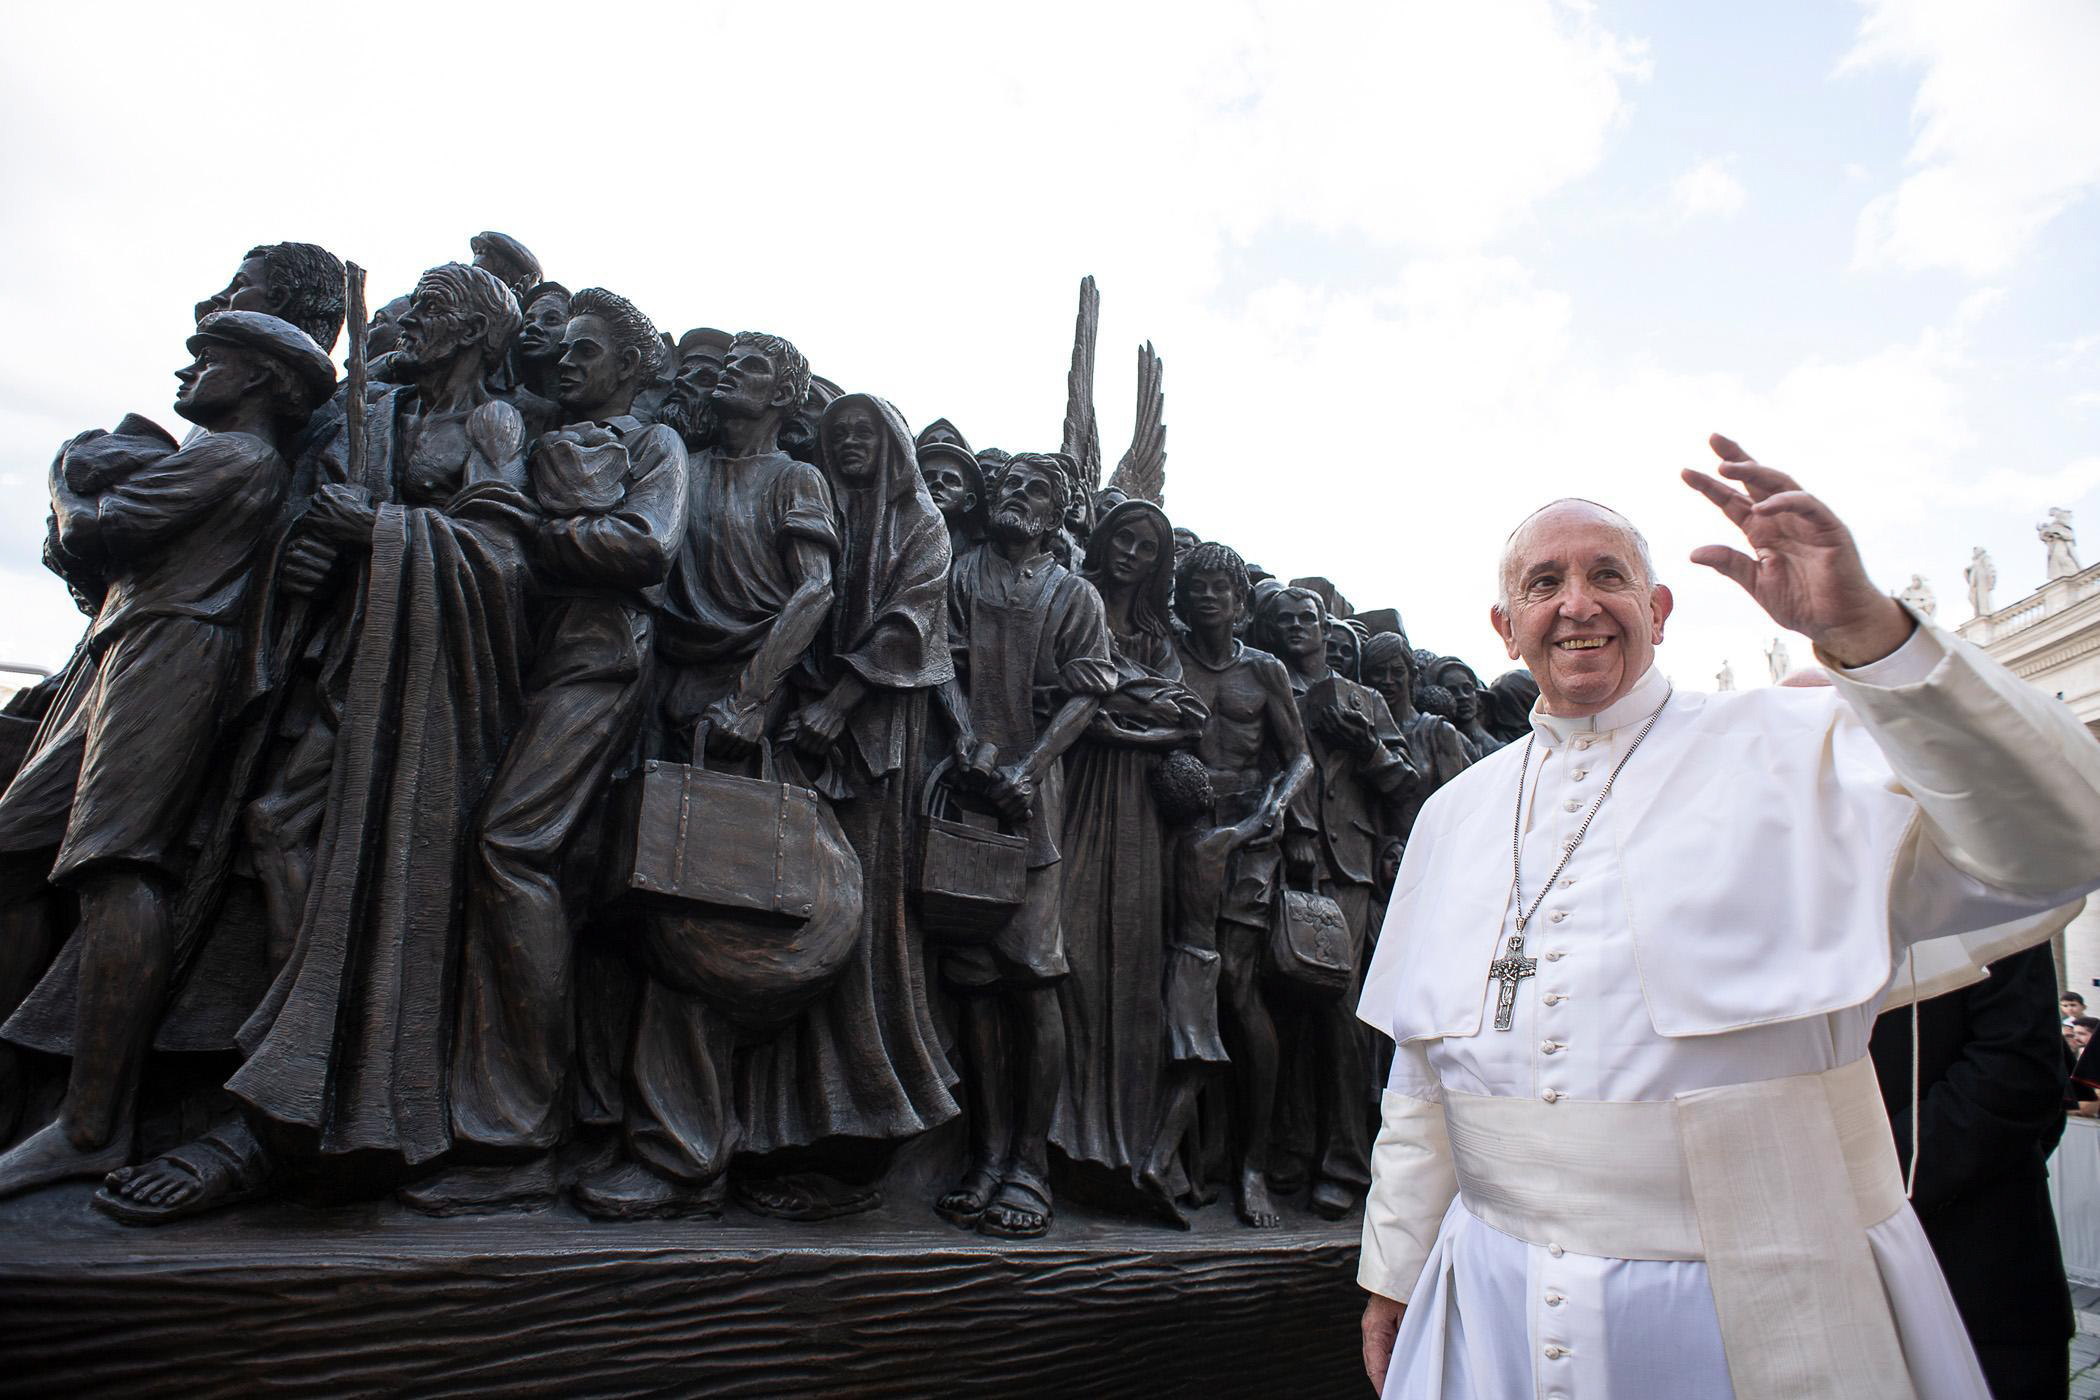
[1356,438,2100,1400]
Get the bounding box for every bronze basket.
[914,759,1027,944]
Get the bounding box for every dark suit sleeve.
[1888,944,2070,1218]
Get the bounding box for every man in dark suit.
[1871,939,2076,1398]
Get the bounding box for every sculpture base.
[0,1181,1364,1398]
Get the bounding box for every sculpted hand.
[791,692,851,758]
[1682,434,1913,668]
[1362,1295,1405,1393]
[956,733,999,784]
[986,763,1038,823]
[280,534,337,597]
[306,483,378,546]
[701,694,766,758]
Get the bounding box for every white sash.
[1442,1057,1915,1400]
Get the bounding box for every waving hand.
[1682,434,1914,668]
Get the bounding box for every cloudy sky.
[2,0,2096,688]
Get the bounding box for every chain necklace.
[1486,685,1673,1031]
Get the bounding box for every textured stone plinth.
[0,1183,1363,1398]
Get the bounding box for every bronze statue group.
[0,235,1536,1240]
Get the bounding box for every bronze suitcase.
[615,753,819,924]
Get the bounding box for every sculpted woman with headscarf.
[732,392,959,1219]
[1049,499,1207,1196]
[1428,653,1504,759]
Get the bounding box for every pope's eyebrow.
[1521,558,1565,583]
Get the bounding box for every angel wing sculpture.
[1106,340,1165,504]
[1061,276,1103,488]
[1060,277,1168,505]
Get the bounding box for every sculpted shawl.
[815,393,953,781]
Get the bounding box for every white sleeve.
[1825,617,2100,911]
[1358,1041,1457,1303]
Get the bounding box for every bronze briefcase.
[615,748,819,924]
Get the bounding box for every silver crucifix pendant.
[1487,929,1538,1032]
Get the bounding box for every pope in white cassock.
[1356,435,2100,1400]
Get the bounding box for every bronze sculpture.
[0,246,1539,1396]
[0,312,334,1199]
[731,392,959,1220]
[1167,542,1311,1229]
[933,452,1115,1238]
[1254,587,1414,1219]
[579,329,843,1221]
[1050,501,1206,1200]
[408,288,688,1215]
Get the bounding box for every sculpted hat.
[915,417,973,456]
[917,439,983,491]
[676,327,733,361]
[188,310,337,408]
[469,231,541,291]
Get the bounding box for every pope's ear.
[1650,583,1674,643]
[1490,604,1520,660]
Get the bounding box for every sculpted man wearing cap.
[1356,437,2100,1399]
[0,311,334,1197]
[648,327,732,453]
[918,435,986,560]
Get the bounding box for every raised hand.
[1681,434,1914,668]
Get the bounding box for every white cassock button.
[1540,1040,1563,1054]
[1559,877,1575,888]
[1543,1345,1568,1360]
[1575,737,1593,749]
[1543,992,1564,1004]
[1570,769,1588,781]
[1548,1242,1565,1257]
[1545,1292,1565,1306]
[1549,910,1569,923]
[1541,1088,1561,1103]
[1544,951,1565,962]
[1562,798,1581,813]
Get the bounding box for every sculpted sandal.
[978,1172,1052,1240]
[93,1137,271,1227]
[735,1171,881,1222]
[933,1163,1000,1229]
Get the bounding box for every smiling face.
[1492,502,1672,717]
[821,401,884,485]
[519,292,571,364]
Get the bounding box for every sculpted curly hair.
[569,287,664,381]
[246,242,346,352]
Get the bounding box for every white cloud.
[0,0,1653,675]
[1669,159,1747,223]
[1844,0,2100,276]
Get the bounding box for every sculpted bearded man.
[1356,436,2100,1400]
